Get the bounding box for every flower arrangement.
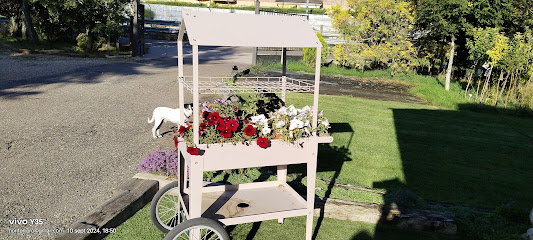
[138,150,180,176]
[175,94,330,155]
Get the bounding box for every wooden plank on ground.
[55,178,158,240]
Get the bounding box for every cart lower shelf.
[183,181,308,226]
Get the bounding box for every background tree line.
[329,0,533,110]
[0,0,129,52]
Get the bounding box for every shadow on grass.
[364,104,533,239]
[389,105,533,208]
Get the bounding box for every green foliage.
[75,33,105,53]
[76,33,89,52]
[453,205,530,240]
[29,0,127,42]
[519,83,533,109]
[466,27,499,64]
[486,33,508,66]
[244,168,261,180]
[303,33,330,68]
[145,8,156,20]
[465,27,533,108]
[329,0,417,75]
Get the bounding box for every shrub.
[303,33,330,68]
[76,33,105,53]
[145,8,156,19]
[519,83,533,109]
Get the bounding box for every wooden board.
[182,182,307,225]
[180,137,327,171]
[55,179,158,240]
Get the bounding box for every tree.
[0,0,37,42]
[21,0,38,43]
[465,27,498,99]
[32,0,128,51]
[413,0,470,91]
[329,0,417,75]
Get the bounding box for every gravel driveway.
[0,45,252,239]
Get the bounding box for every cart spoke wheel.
[164,218,229,240]
[151,181,187,233]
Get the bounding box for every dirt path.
[0,45,251,240]
[257,70,428,105]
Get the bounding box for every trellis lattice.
[179,76,314,94]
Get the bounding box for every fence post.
[252,0,260,65]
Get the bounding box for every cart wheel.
[163,218,230,240]
[151,181,186,233]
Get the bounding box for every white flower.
[288,105,298,117]
[304,120,310,127]
[321,119,330,128]
[304,127,310,134]
[251,114,268,126]
[262,125,271,135]
[275,120,285,129]
[289,118,304,130]
[301,106,312,113]
[277,106,287,115]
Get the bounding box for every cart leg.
[179,151,186,193]
[306,155,317,240]
[277,165,287,224]
[189,156,203,239]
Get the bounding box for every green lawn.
[111,93,532,239]
[286,93,533,209]
[105,203,461,240]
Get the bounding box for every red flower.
[200,122,208,130]
[243,125,256,136]
[226,118,239,132]
[178,126,187,135]
[233,106,238,111]
[202,111,209,119]
[216,120,226,131]
[187,147,199,155]
[220,128,232,138]
[257,137,269,149]
[173,136,178,148]
[208,112,221,123]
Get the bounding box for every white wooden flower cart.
[150,11,332,240]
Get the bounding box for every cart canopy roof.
[182,10,321,48]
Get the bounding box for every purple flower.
[214,99,227,105]
[138,150,180,176]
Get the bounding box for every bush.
[76,33,105,53]
[519,83,533,109]
[303,33,330,68]
[145,8,156,19]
